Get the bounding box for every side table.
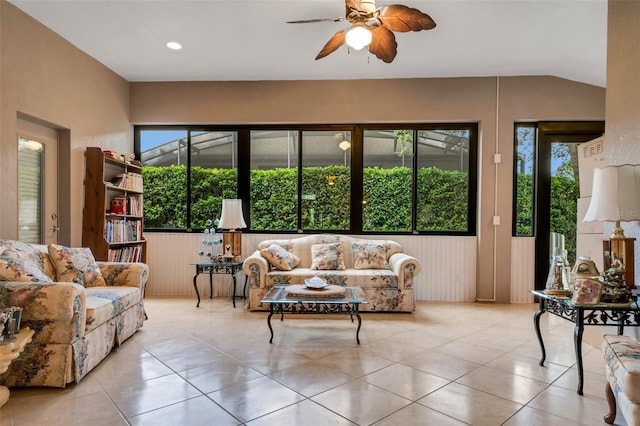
[1,327,35,406]
[531,290,640,395]
[191,261,247,308]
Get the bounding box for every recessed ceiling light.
[166,41,182,50]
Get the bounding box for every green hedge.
[143,165,470,232]
[515,173,579,263]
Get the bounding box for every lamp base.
[603,237,635,290]
[223,231,242,259]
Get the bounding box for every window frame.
[135,123,478,236]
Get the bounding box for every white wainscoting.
[510,237,535,303]
[144,233,478,301]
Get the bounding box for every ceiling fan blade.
[377,4,436,32]
[315,30,347,60]
[368,25,397,63]
[287,17,344,24]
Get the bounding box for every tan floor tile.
[207,376,304,423]
[362,363,449,401]
[503,405,585,426]
[417,382,522,426]
[91,352,174,387]
[372,402,468,425]
[129,395,240,426]
[527,385,613,426]
[103,373,202,418]
[485,351,569,383]
[435,340,507,364]
[269,362,355,397]
[178,358,264,393]
[455,365,548,404]
[316,347,395,377]
[551,367,608,398]
[311,379,411,425]
[246,399,357,425]
[400,349,481,380]
[9,390,127,426]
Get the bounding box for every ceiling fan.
[287,0,436,63]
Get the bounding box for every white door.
[17,118,58,245]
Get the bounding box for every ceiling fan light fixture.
[345,25,372,50]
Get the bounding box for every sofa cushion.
[352,241,390,270]
[48,244,106,288]
[266,268,398,289]
[602,334,640,403]
[310,243,346,270]
[260,243,300,271]
[0,256,52,282]
[0,239,53,282]
[85,286,141,332]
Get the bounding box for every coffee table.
[261,285,368,344]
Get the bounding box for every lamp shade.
[584,164,640,223]
[217,199,247,230]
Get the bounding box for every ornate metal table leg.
[209,270,213,299]
[355,313,362,344]
[193,273,201,308]
[574,310,585,395]
[533,299,546,366]
[267,305,274,344]
[242,275,248,299]
[232,273,237,308]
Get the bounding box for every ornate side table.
[531,290,640,395]
[191,261,247,308]
[0,327,35,406]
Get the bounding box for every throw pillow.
[310,242,346,270]
[48,244,106,287]
[0,256,52,282]
[352,242,390,270]
[260,244,300,271]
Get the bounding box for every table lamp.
[583,164,640,290]
[217,199,247,259]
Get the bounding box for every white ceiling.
[9,0,607,87]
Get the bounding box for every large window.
[136,124,477,235]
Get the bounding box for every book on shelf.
[108,172,143,192]
[104,218,142,243]
[128,195,143,217]
[108,245,143,262]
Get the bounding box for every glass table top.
[261,285,368,305]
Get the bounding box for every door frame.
[534,121,605,290]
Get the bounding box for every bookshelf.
[82,147,146,263]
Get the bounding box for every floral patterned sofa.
[0,239,148,388]
[242,234,421,312]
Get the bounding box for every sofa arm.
[0,282,86,344]
[389,253,422,290]
[243,251,268,289]
[97,262,149,293]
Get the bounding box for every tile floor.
[0,297,629,426]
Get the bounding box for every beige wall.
[0,1,131,244]
[131,77,605,302]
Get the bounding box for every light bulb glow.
[345,26,372,50]
[166,41,182,50]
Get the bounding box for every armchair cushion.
[260,243,300,271]
[48,244,106,288]
[310,243,346,270]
